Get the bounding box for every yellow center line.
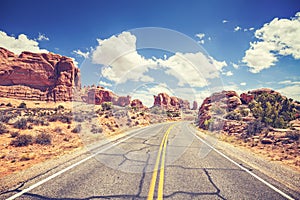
[147,124,175,200]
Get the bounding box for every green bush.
[35,133,52,145]
[91,125,103,134]
[249,93,296,128]
[10,134,33,147]
[101,102,113,111]
[246,120,264,136]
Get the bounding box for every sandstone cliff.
[0,47,81,101]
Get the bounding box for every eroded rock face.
[0,47,81,101]
[153,93,190,110]
[83,87,132,107]
[192,101,198,110]
[131,99,147,110]
[197,91,242,130]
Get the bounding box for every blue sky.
[0,0,299,106]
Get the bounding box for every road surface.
[2,121,299,199]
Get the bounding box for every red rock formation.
[83,87,131,107]
[131,99,146,110]
[197,91,242,129]
[153,93,190,110]
[0,47,80,101]
[240,88,280,104]
[240,93,254,104]
[113,96,131,107]
[192,101,198,110]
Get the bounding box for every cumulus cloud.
[37,33,49,41]
[234,26,242,32]
[279,80,300,85]
[157,52,226,87]
[240,82,246,86]
[0,30,48,55]
[91,31,225,88]
[92,31,156,83]
[242,12,300,73]
[99,81,112,87]
[73,49,90,58]
[278,85,300,101]
[249,27,255,31]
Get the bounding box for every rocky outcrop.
[240,88,280,104]
[197,91,244,130]
[153,93,190,110]
[0,47,80,101]
[131,99,147,110]
[192,101,198,110]
[82,86,132,107]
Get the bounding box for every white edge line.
[187,124,295,200]
[6,126,154,200]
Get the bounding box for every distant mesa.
[0,47,80,101]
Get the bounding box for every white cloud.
[195,33,205,39]
[158,52,225,88]
[234,26,242,32]
[0,30,48,55]
[242,12,300,73]
[249,27,255,31]
[99,80,112,87]
[208,37,211,41]
[37,33,49,41]
[224,71,233,76]
[92,31,156,83]
[91,31,224,88]
[73,49,90,58]
[240,82,246,86]
[222,20,229,23]
[244,28,248,32]
[195,33,205,44]
[278,85,300,101]
[231,62,239,69]
[279,80,300,85]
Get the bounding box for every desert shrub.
[246,120,264,136]
[6,102,12,107]
[101,102,113,111]
[74,115,84,122]
[0,114,14,123]
[35,133,52,145]
[225,111,242,121]
[10,134,33,147]
[10,132,19,138]
[91,125,103,134]
[57,105,64,110]
[0,122,8,134]
[18,102,27,109]
[48,113,72,124]
[72,124,82,133]
[13,118,28,129]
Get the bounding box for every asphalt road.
[2,121,299,199]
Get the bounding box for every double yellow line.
[147,124,175,200]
